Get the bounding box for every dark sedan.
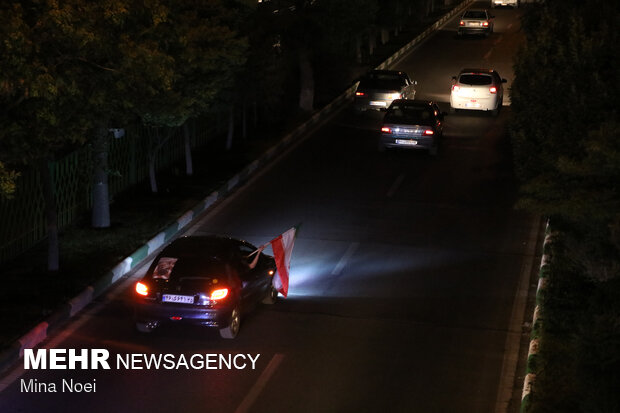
[354,70,417,113]
[378,100,445,155]
[133,235,277,339]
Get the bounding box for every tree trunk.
[40,160,59,271]
[91,125,110,228]
[183,122,193,176]
[298,48,314,112]
[149,157,158,193]
[226,106,234,151]
[242,100,247,141]
[148,128,159,193]
[381,28,389,45]
[369,29,376,56]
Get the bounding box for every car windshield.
[386,105,433,123]
[459,74,492,85]
[359,79,404,91]
[463,11,487,19]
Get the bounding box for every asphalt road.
[0,4,540,413]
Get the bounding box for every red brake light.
[424,129,434,135]
[483,21,489,27]
[136,282,148,296]
[355,91,365,96]
[210,288,229,300]
[381,127,392,134]
[489,86,497,94]
[452,85,460,92]
[459,20,465,26]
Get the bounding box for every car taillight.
[381,127,392,134]
[452,85,460,92]
[483,21,489,27]
[389,92,402,100]
[423,129,434,135]
[459,20,465,26]
[489,86,497,94]
[210,288,229,300]
[136,282,148,296]
[355,91,365,96]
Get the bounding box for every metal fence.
[0,115,220,265]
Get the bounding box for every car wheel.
[262,285,278,305]
[219,307,240,339]
[135,321,158,333]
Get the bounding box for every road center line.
[235,353,285,413]
[332,242,360,276]
[387,174,405,198]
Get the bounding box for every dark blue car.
[134,235,277,339]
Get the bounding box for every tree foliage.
[510,0,620,278]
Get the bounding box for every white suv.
[492,0,518,7]
[450,68,507,116]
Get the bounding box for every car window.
[459,74,492,85]
[463,11,487,19]
[359,79,405,90]
[387,105,434,122]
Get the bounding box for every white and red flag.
[247,226,299,297]
[269,226,297,298]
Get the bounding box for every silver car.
[458,9,494,37]
[354,70,417,112]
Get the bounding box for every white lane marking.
[331,242,360,276]
[387,174,405,198]
[235,353,285,413]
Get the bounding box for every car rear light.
[483,21,489,27]
[381,127,392,134]
[170,316,182,321]
[452,85,460,92]
[136,282,148,296]
[459,20,465,26]
[423,129,434,135]
[489,86,497,94]
[210,288,229,300]
[355,91,365,96]
[268,269,275,276]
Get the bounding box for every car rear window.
[386,105,433,123]
[358,79,404,91]
[463,11,487,19]
[458,74,492,85]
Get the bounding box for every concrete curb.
[521,222,553,412]
[0,0,472,376]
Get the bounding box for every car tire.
[262,285,278,305]
[135,321,157,333]
[219,307,240,339]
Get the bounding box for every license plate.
[162,294,194,304]
[466,102,481,108]
[396,139,418,145]
[370,101,386,107]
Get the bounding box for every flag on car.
[269,226,298,298]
